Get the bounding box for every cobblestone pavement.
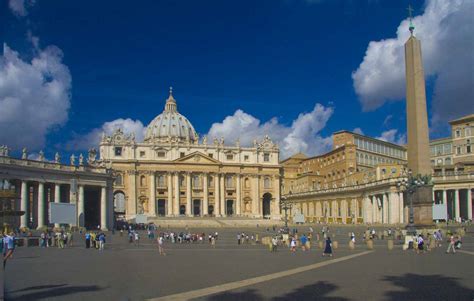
[4,225,474,301]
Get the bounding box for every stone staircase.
[147,216,283,228]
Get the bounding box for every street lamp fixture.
[396,169,425,235]
[280,191,293,233]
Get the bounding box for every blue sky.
[1,0,473,160]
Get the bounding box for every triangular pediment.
[173,152,221,164]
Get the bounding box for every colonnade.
[433,188,473,222]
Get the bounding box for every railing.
[0,156,109,174]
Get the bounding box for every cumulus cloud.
[0,44,72,150]
[376,129,406,145]
[66,118,146,150]
[352,0,474,128]
[353,127,364,135]
[207,103,334,159]
[8,0,35,17]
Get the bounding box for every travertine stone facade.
[100,90,281,220]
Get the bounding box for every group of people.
[40,230,73,248]
[237,232,258,245]
[85,231,106,250]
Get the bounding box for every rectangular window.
[263,153,270,162]
[467,145,472,153]
[114,147,122,156]
[226,154,234,160]
[244,155,249,161]
[140,151,145,157]
[157,151,166,158]
[457,147,461,155]
[456,129,461,137]
[208,153,213,158]
[180,152,185,158]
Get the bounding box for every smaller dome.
[144,88,198,143]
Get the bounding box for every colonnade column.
[214,173,220,216]
[274,175,280,218]
[167,173,173,216]
[235,174,241,216]
[54,184,61,227]
[37,182,45,229]
[388,192,398,225]
[100,186,107,230]
[173,172,180,216]
[442,190,447,205]
[372,196,377,223]
[467,189,473,221]
[203,173,209,216]
[363,196,371,224]
[128,171,137,215]
[149,172,156,216]
[20,181,28,228]
[78,185,85,227]
[382,194,388,224]
[341,199,347,223]
[220,174,226,216]
[454,189,460,222]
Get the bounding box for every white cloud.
[353,127,364,135]
[207,103,334,159]
[0,44,72,150]
[352,0,474,128]
[8,0,35,17]
[383,115,392,127]
[66,118,146,151]
[376,129,406,145]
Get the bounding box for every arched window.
[264,177,271,188]
[140,175,146,187]
[244,178,250,188]
[114,192,126,213]
[114,174,123,186]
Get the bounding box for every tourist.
[271,236,278,252]
[350,232,355,244]
[446,235,456,254]
[85,232,91,248]
[211,235,216,248]
[134,231,140,247]
[323,236,333,257]
[300,234,308,251]
[128,231,134,244]
[416,234,424,254]
[40,231,47,248]
[98,232,106,251]
[158,235,166,256]
[90,232,96,249]
[3,232,16,268]
[290,237,296,252]
[67,231,73,247]
[237,233,241,245]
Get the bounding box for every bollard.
[333,241,338,249]
[318,241,324,249]
[366,239,374,250]
[387,239,394,250]
[349,241,355,250]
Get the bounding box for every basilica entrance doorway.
[179,205,186,216]
[157,199,166,216]
[208,205,214,216]
[193,199,201,216]
[84,186,100,229]
[226,200,234,216]
[262,193,272,218]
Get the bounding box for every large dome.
[144,88,198,143]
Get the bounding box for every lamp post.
[396,169,425,235]
[280,191,293,232]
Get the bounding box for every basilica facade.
[100,89,281,220]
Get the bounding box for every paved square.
[4,225,474,301]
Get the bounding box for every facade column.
[100,186,107,230]
[454,189,460,222]
[467,189,473,221]
[382,194,388,224]
[203,173,209,216]
[388,192,398,225]
[78,185,85,227]
[235,174,241,216]
[214,173,220,216]
[149,172,156,216]
[363,196,371,223]
[54,184,61,228]
[442,189,447,205]
[173,172,180,216]
[167,173,173,216]
[372,196,377,223]
[399,192,404,224]
[37,182,45,229]
[186,172,192,216]
[273,175,280,219]
[252,175,260,217]
[128,171,137,216]
[220,174,226,216]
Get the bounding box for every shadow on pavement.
[8,284,67,293]
[383,273,474,300]
[6,284,104,301]
[206,281,348,301]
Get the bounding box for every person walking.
[134,231,140,247]
[290,237,296,252]
[446,235,456,254]
[3,232,16,268]
[416,234,424,254]
[237,234,241,245]
[85,232,91,248]
[158,236,166,256]
[98,232,106,251]
[300,234,308,251]
[323,236,333,257]
[271,236,278,252]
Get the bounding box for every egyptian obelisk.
[405,18,431,175]
[404,8,433,226]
